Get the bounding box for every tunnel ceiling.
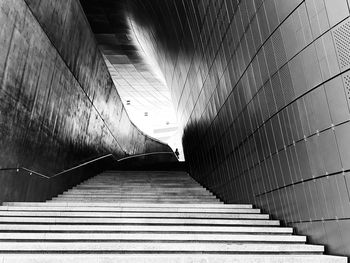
[80,0,140,62]
[79,0,179,146]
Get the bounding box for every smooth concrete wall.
[128,0,350,257]
[0,0,171,194]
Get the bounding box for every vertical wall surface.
[0,0,171,176]
[128,0,350,257]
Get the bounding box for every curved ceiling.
[79,0,181,149]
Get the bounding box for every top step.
[3,202,253,209]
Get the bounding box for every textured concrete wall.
[0,0,171,176]
[128,0,350,257]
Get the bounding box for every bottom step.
[0,242,324,253]
[0,254,346,263]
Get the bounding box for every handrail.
[51,154,117,178]
[0,151,176,180]
[0,167,50,179]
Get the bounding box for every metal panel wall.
[0,0,171,175]
[127,0,350,256]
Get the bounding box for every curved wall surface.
[0,0,171,175]
[127,0,350,256]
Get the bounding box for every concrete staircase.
[0,171,346,262]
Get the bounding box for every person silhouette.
[174,148,179,159]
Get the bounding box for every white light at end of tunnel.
[126,16,167,86]
[124,14,184,159]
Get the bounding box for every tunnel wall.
[128,0,350,256]
[0,0,171,177]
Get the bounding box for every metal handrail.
[0,167,50,179]
[0,151,176,180]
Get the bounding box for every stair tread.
[0,211,269,219]
[0,224,293,233]
[0,217,280,225]
[0,206,261,213]
[0,242,324,252]
[3,202,252,208]
[0,254,345,263]
[0,233,305,242]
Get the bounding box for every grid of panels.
[130,0,350,257]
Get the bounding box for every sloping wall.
[0,0,171,176]
[127,0,350,257]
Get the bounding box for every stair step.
[48,200,222,204]
[60,192,215,195]
[54,196,218,200]
[63,190,212,192]
[57,195,218,199]
[0,233,305,242]
[65,193,214,196]
[0,254,345,263]
[0,242,324,253]
[0,224,293,233]
[68,192,213,195]
[76,183,205,185]
[83,184,201,186]
[84,183,198,185]
[78,187,205,188]
[81,178,196,180]
[73,189,209,192]
[63,192,214,196]
[80,185,202,188]
[0,217,279,225]
[74,188,209,191]
[50,197,218,200]
[72,190,212,193]
[49,199,221,203]
[0,206,261,213]
[2,202,254,208]
[0,211,269,219]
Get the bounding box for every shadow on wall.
[0,0,173,204]
[0,0,171,174]
[0,152,180,204]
